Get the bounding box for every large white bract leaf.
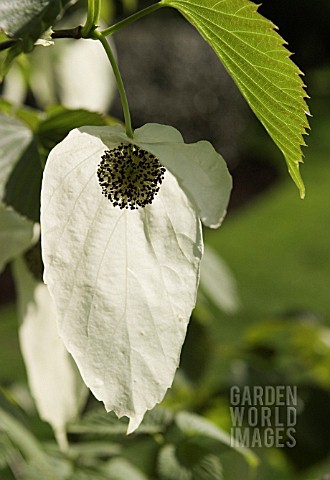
[41,126,207,432]
[13,256,87,449]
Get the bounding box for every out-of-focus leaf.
[1,61,26,105]
[0,0,77,78]
[3,139,43,222]
[158,443,223,480]
[38,105,108,152]
[157,444,191,480]
[0,432,15,468]
[1,106,112,222]
[13,256,87,450]
[175,411,258,468]
[161,0,310,197]
[192,455,223,480]
[0,113,32,198]
[0,406,54,476]
[0,204,36,273]
[104,458,149,480]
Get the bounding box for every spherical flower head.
[97,143,166,210]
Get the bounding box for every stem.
[81,0,95,37]
[94,31,133,138]
[101,2,163,37]
[93,0,101,26]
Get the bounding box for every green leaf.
[0,113,33,198]
[175,411,258,468]
[0,407,54,477]
[1,106,110,222]
[161,0,310,197]
[38,106,108,153]
[0,204,35,273]
[104,458,149,480]
[157,444,223,480]
[4,139,43,222]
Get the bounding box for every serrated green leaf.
[161,0,310,197]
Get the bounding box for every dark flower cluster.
[97,143,166,210]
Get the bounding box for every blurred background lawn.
[1,0,330,478]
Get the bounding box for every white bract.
[57,37,116,112]
[40,123,231,432]
[200,245,240,314]
[13,256,87,450]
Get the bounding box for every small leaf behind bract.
[161,0,310,197]
[41,126,203,433]
[0,113,32,198]
[4,139,43,222]
[0,204,36,273]
[133,124,232,228]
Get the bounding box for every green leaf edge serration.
[161,0,310,198]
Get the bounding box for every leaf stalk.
[101,2,163,36]
[93,31,133,138]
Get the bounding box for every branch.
[51,26,83,40]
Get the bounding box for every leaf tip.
[127,413,144,435]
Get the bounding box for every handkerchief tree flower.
[0,0,309,462]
